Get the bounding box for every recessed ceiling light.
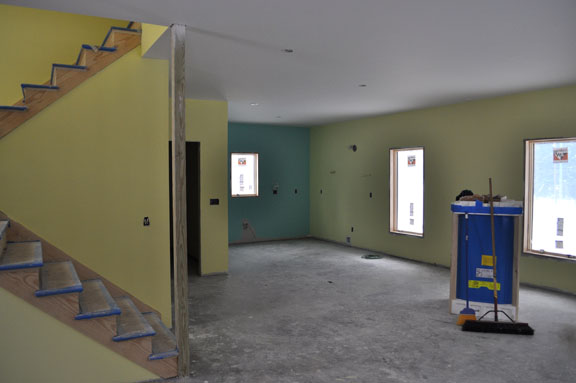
[250,102,259,106]
[359,84,367,87]
[282,49,294,53]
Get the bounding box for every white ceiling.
[4,0,576,126]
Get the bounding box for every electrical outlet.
[143,217,150,226]
[346,236,351,244]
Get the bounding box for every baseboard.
[311,236,576,297]
[309,236,450,270]
[229,235,312,246]
[200,271,229,277]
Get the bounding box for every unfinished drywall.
[0,4,122,105]
[310,84,576,294]
[228,123,310,243]
[185,99,229,275]
[0,289,158,383]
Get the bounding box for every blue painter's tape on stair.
[149,350,180,361]
[50,64,87,85]
[113,331,156,342]
[75,307,121,320]
[0,105,27,111]
[81,44,117,52]
[21,84,59,90]
[35,284,83,297]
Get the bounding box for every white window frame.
[390,147,424,237]
[524,137,576,260]
[230,152,259,198]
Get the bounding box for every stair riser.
[104,30,141,48]
[0,268,40,292]
[52,68,86,86]
[23,88,59,103]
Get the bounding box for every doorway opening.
[169,141,201,276]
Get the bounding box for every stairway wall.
[0,4,123,105]
[0,289,158,383]
[0,46,173,324]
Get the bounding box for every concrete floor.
[181,239,576,383]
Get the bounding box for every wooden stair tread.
[76,279,121,319]
[0,241,43,271]
[113,297,155,341]
[36,261,82,297]
[143,312,178,360]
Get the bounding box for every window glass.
[526,139,575,257]
[231,153,258,197]
[390,148,424,236]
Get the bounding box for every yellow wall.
[0,4,123,105]
[186,99,229,275]
[0,47,172,320]
[310,85,576,294]
[0,289,158,383]
[142,23,168,56]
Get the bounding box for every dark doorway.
[169,141,201,276]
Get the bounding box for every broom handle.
[489,178,499,321]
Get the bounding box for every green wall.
[310,85,576,294]
[228,123,310,243]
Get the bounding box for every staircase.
[0,21,142,140]
[0,216,178,379]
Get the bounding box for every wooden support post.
[170,23,190,378]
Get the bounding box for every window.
[231,153,259,197]
[390,147,424,236]
[524,138,575,259]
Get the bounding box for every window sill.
[523,250,576,263]
[390,230,424,238]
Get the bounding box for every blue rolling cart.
[449,200,523,320]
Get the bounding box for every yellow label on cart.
[469,280,501,291]
[481,255,495,266]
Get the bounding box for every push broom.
[457,212,477,325]
[462,178,534,335]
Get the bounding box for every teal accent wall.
[228,123,310,242]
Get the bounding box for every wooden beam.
[170,23,190,378]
